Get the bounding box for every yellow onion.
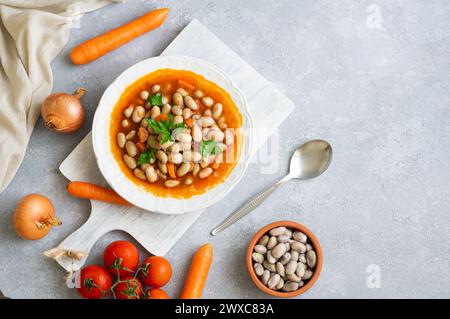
[13,194,61,240]
[41,88,86,133]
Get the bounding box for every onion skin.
[13,194,61,240]
[41,88,86,133]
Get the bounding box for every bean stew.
[110,69,243,198]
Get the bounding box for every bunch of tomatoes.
[77,240,172,299]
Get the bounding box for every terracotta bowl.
[246,220,323,298]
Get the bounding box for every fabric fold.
[0,0,120,193]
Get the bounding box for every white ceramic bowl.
[92,55,254,214]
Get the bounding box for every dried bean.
[258,235,269,246]
[252,252,264,264]
[254,263,264,276]
[285,260,298,275]
[282,282,299,292]
[266,251,277,264]
[296,262,306,278]
[271,243,287,259]
[306,250,317,268]
[263,261,276,272]
[270,227,286,236]
[254,245,267,254]
[293,231,307,243]
[290,241,307,253]
[280,253,291,265]
[267,236,277,250]
[276,262,285,277]
[261,271,270,285]
[267,274,281,290]
[303,270,313,281]
[287,273,302,283]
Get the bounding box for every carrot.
[167,163,176,179]
[178,79,195,91]
[185,118,194,128]
[154,114,168,122]
[70,8,169,65]
[67,181,130,206]
[136,142,146,152]
[180,243,213,299]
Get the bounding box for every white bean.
[151,84,160,93]
[201,96,213,107]
[179,142,191,151]
[133,168,146,180]
[176,88,188,96]
[184,96,199,110]
[199,167,213,179]
[194,89,204,98]
[192,125,202,143]
[177,163,191,177]
[206,130,224,142]
[174,115,184,125]
[192,164,200,176]
[212,103,223,119]
[156,150,168,164]
[145,166,158,182]
[184,177,193,185]
[182,107,192,119]
[203,109,211,117]
[117,133,126,148]
[125,141,137,157]
[176,133,192,143]
[169,152,182,164]
[123,106,134,118]
[158,161,168,174]
[139,90,149,100]
[162,104,171,114]
[123,154,136,169]
[126,130,136,140]
[121,119,129,128]
[200,117,215,127]
[164,180,180,188]
[173,92,184,106]
[168,143,181,153]
[225,129,234,145]
[151,106,161,119]
[172,105,182,116]
[132,106,145,123]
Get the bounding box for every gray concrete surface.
[1,0,450,299]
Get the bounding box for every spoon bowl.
[289,140,333,180]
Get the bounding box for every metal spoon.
[211,139,333,236]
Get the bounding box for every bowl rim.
[246,220,323,298]
[92,55,254,214]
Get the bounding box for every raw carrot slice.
[167,163,176,179]
[178,79,195,90]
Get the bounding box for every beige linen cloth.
[0,0,120,193]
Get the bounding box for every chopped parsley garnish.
[146,114,187,144]
[148,93,163,106]
[201,140,222,157]
[138,148,156,165]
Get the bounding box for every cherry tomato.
[77,265,112,299]
[139,256,172,288]
[113,276,143,299]
[103,241,139,276]
[146,288,170,299]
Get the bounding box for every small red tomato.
[113,276,143,299]
[77,265,112,299]
[139,256,172,288]
[146,288,170,299]
[103,241,139,276]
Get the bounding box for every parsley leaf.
[148,93,163,106]
[201,140,222,157]
[138,149,156,165]
[146,114,188,145]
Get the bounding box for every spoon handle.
[211,175,291,236]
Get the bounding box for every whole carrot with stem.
[67,181,130,206]
[70,8,169,65]
[180,243,213,299]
